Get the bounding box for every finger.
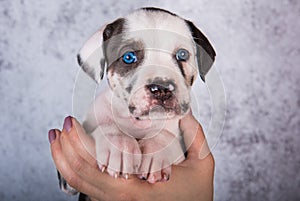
[62,116,97,167]
[60,125,113,186]
[50,129,78,195]
[179,112,210,160]
[50,129,104,198]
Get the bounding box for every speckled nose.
[147,82,175,101]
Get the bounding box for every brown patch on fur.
[107,40,145,77]
[184,20,216,81]
[102,18,145,77]
[103,18,125,42]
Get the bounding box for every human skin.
[49,113,214,201]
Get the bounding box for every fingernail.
[48,129,56,144]
[124,173,129,180]
[114,172,119,179]
[63,116,72,133]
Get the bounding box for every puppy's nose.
[147,82,175,101]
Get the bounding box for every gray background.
[0,0,299,201]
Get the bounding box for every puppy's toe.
[122,173,129,180]
[98,163,106,173]
[122,148,141,174]
[107,168,120,178]
[96,148,120,178]
[147,171,162,184]
[147,166,171,183]
[106,148,122,178]
[96,148,109,172]
[138,155,152,179]
[161,166,171,182]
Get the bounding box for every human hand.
[49,113,214,201]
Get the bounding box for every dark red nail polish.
[48,129,56,144]
[63,116,72,133]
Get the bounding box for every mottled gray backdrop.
[0,0,299,201]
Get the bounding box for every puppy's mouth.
[128,83,189,120]
[128,104,181,120]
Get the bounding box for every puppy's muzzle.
[147,83,174,100]
[146,80,177,109]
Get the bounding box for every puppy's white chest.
[87,88,181,139]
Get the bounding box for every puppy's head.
[78,7,216,120]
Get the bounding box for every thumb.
[179,112,211,160]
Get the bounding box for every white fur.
[78,24,107,83]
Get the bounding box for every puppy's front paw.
[92,127,142,179]
[138,130,185,183]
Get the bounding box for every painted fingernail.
[48,129,56,144]
[63,116,72,133]
[114,172,119,179]
[123,173,129,180]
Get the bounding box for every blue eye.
[122,51,137,64]
[176,49,189,61]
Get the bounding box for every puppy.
[58,7,215,198]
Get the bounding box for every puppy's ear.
[185,20,216,82]
[77,24,107,84]
[77,18,125,84]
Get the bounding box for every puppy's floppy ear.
[185,20,216,82]
[77,18,125,84]
[77,24,107,84]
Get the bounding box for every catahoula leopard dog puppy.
[58,7,215,198]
